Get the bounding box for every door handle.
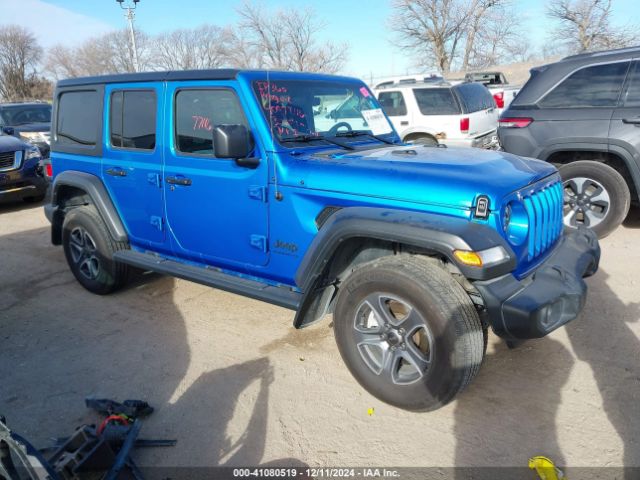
[622,117,640,125]
[401,121,409,126]
[166,176,192,186]
[105,167,127,177]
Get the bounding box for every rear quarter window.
[413,88,461,115]
[539,62,630,108]
[56,90,101,147]
[454,83,495,113]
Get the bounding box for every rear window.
[454,83,495,113]
[56,90,100,146]
[110,90,156,150]
[378,91,407,116]
[539,62,630,108]
[413,88,460,115]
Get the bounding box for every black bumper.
[474,228,600,339]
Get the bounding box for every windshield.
[252,80,394,144]
[0,104,52,126]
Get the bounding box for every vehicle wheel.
[559,161,630,238]
[62,205,129,294]
[406,135,438,146]
[23,194,45,203]
[333,255,484,411]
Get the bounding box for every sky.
[1,0,639,80]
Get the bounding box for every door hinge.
[150,216,163,231]
[250,234,268,253]
[147,173,161,188]
[248,185,267,202]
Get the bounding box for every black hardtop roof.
[56,69,242,88]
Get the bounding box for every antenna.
[267,69,282,200]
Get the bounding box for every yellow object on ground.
[529,456,566,480]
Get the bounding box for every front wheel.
[559,161,630,238]
[333,255,484,411]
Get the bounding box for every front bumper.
[474,228,600,339]
[0,158,49,201]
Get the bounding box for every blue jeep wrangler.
[45,70,600,411]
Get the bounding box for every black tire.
[62,205,130,294]
[333,255,484,411]
[559,161,630,239]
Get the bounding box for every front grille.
[0,151,17,170]
[523,181,563,261]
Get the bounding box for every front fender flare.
[293,207,516,328]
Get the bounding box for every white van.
[373,80,499,148]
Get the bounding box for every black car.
[499,46,640,238]
[0,102,52,158]
[0,131,48,203]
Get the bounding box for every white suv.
[373,81,499,149]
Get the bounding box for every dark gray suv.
[499,46,640,238]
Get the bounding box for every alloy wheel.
[352,293,433,385]
[563,176,611,228]
[68,227,101,280]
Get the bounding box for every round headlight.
[504,201,529,246]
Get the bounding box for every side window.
[622,62,640,107]
[110,90,156,150]
[413,88,461,115]
[540,62,630,108]
[175,89,248,156]
[56,90,100,146]
[378,91,407,116]
[455,83,494,113]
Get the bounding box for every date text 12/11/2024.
[232,468,401,478]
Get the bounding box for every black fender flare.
[293,206,516,328]
[44,170,128,244]
[540,142,640,202]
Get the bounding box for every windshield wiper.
[334,130,397,145]
[281,134,354,150]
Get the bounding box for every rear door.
[454,83,498,137]
[376,90,411,136]
[610,60,640,172]
[102,84,167,251]
[163,82,269,267]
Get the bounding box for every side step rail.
[113,250,301,310]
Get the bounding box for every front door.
[610,61,640,170]
[102,85,166,250]
[163,82,269,267]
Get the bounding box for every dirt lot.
[1,201,639,476]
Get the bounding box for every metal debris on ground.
[0,398,175,480]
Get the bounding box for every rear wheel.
[405,135,438,146]
[62,205,129,294]
[333,255,484,411]
[559,161,630,238]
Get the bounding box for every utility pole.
[116,0,140,72]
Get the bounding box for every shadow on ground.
[0,225,305,471]
[453,267,640,479]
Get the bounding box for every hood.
[0,134,28,153]
[282,145,557,210]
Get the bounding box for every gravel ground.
[0,201,638,477]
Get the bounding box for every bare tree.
[461,0,510,70]
[470,5,525,67]
[236,1,348,73]
[0,25,44,100]
[152,25,234,70]
[390,0,468,73]
[46,28,151,79]
[547,0,638,53]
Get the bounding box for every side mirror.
[2,126,15,136]
[213,124,259,168]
